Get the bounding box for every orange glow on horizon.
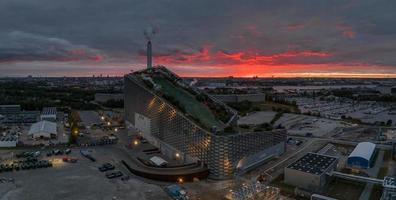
[171,63,396,78]
[177,71,396,78]
[135,46,396,78]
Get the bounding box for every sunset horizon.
[1,0,396,78]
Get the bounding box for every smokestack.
[147,40,152,69]
[144,27,158,69]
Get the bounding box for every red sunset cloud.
[146,46,331,67]
[136,46,338,77]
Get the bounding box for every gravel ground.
[237,111,277,125]
[275,113,348,137]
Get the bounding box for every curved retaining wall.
[121,160,209,182]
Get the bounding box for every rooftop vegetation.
[136,67,234,131]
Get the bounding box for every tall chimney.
[147,40,152,69]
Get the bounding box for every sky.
[1,0,396,78]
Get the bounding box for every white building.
[28,120,57,139]
[40,107,57,122]
[149,156,168,167]
[0,136,17,147]
[347,142,376,169]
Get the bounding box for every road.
[264,138,316,173]
[291,135,393,150]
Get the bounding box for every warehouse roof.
[348,142,376,161]
[150,156,168,166]
[28,120,57,135]
[0,105,20,108]
[287,153,338,175]
[41,107,57,115]
[0,135,17,141]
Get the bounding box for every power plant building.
[124,66,287,179]
[285,153,338,192]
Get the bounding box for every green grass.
[153,77,221,129]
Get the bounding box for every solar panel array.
[287,153,337,175]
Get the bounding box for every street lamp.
[177,177,184,183]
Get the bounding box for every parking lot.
[78,111,102,127]
[289,97,396,125]
[0,122,69,146]
[274,113,350,137]
[0,147,169,200]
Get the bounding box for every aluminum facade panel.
[124,74,286,179]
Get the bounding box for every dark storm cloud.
[0,31,104,63]
[0,0,396,76]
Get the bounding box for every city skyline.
[1,0,396,78]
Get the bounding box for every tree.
[381,121,386,126]
[387,119,393,126]
[68,111,81,144]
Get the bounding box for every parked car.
[63,157,78,163]
[54,149,64,155]
[25,157,38,163]
[65,149,72,154]
[105,171,123,179]
[99,163,115,172]
[34,151,41,157]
